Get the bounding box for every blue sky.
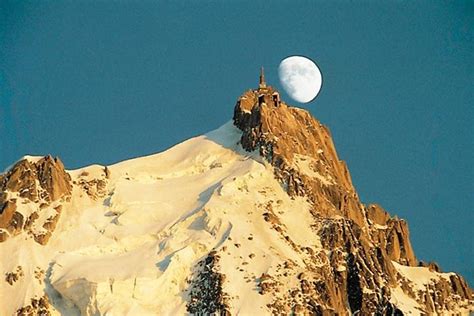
[1,1,472,284]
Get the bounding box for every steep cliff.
[232,82,472,314]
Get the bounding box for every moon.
[278,56,323,103]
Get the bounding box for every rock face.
[232,80,473,314]
[0,156,72,244]
[187,251,231,315]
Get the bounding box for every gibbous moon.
[278,56,322,103]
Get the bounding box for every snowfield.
[1,121,471,315]
[0,122,320,315]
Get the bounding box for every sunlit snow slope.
[0,122,320,315]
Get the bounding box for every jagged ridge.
[231,80,473,314]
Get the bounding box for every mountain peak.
[0,80,472,315]
[232,79,473,313]
[234,80,357,218]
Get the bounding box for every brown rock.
[42,212,60,231]
[421,261,441,273]
[24,212,39,230]
[449,274,472,299]
[1,156,71,204]
[366,204,390,225]
[0,156,72,243]
[36,155,72,202]
[0,200,17,229]
[0,192,7,208]
[5,272,18,285]
[33,231,52,245]
[15,294,51,315]
[0,229,8,242]
[385,218,417,266]
[4,160,38,200]
[5,266,23,286]
[7,212,24,234]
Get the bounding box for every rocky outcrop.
[0,200,18,231]
[5,266,24,286]
[232,81,473,314]
[15,295,51,316]
[187,251,230,315]
[366,204,417,267]
[74,171,108,200]
[1,156,71,203]
[255,216,404,315]
[0,156,72,244]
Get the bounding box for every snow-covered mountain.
[0,78,472,315]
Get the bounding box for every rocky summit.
[0,73,472,315]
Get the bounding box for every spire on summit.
[259,67,266,89]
